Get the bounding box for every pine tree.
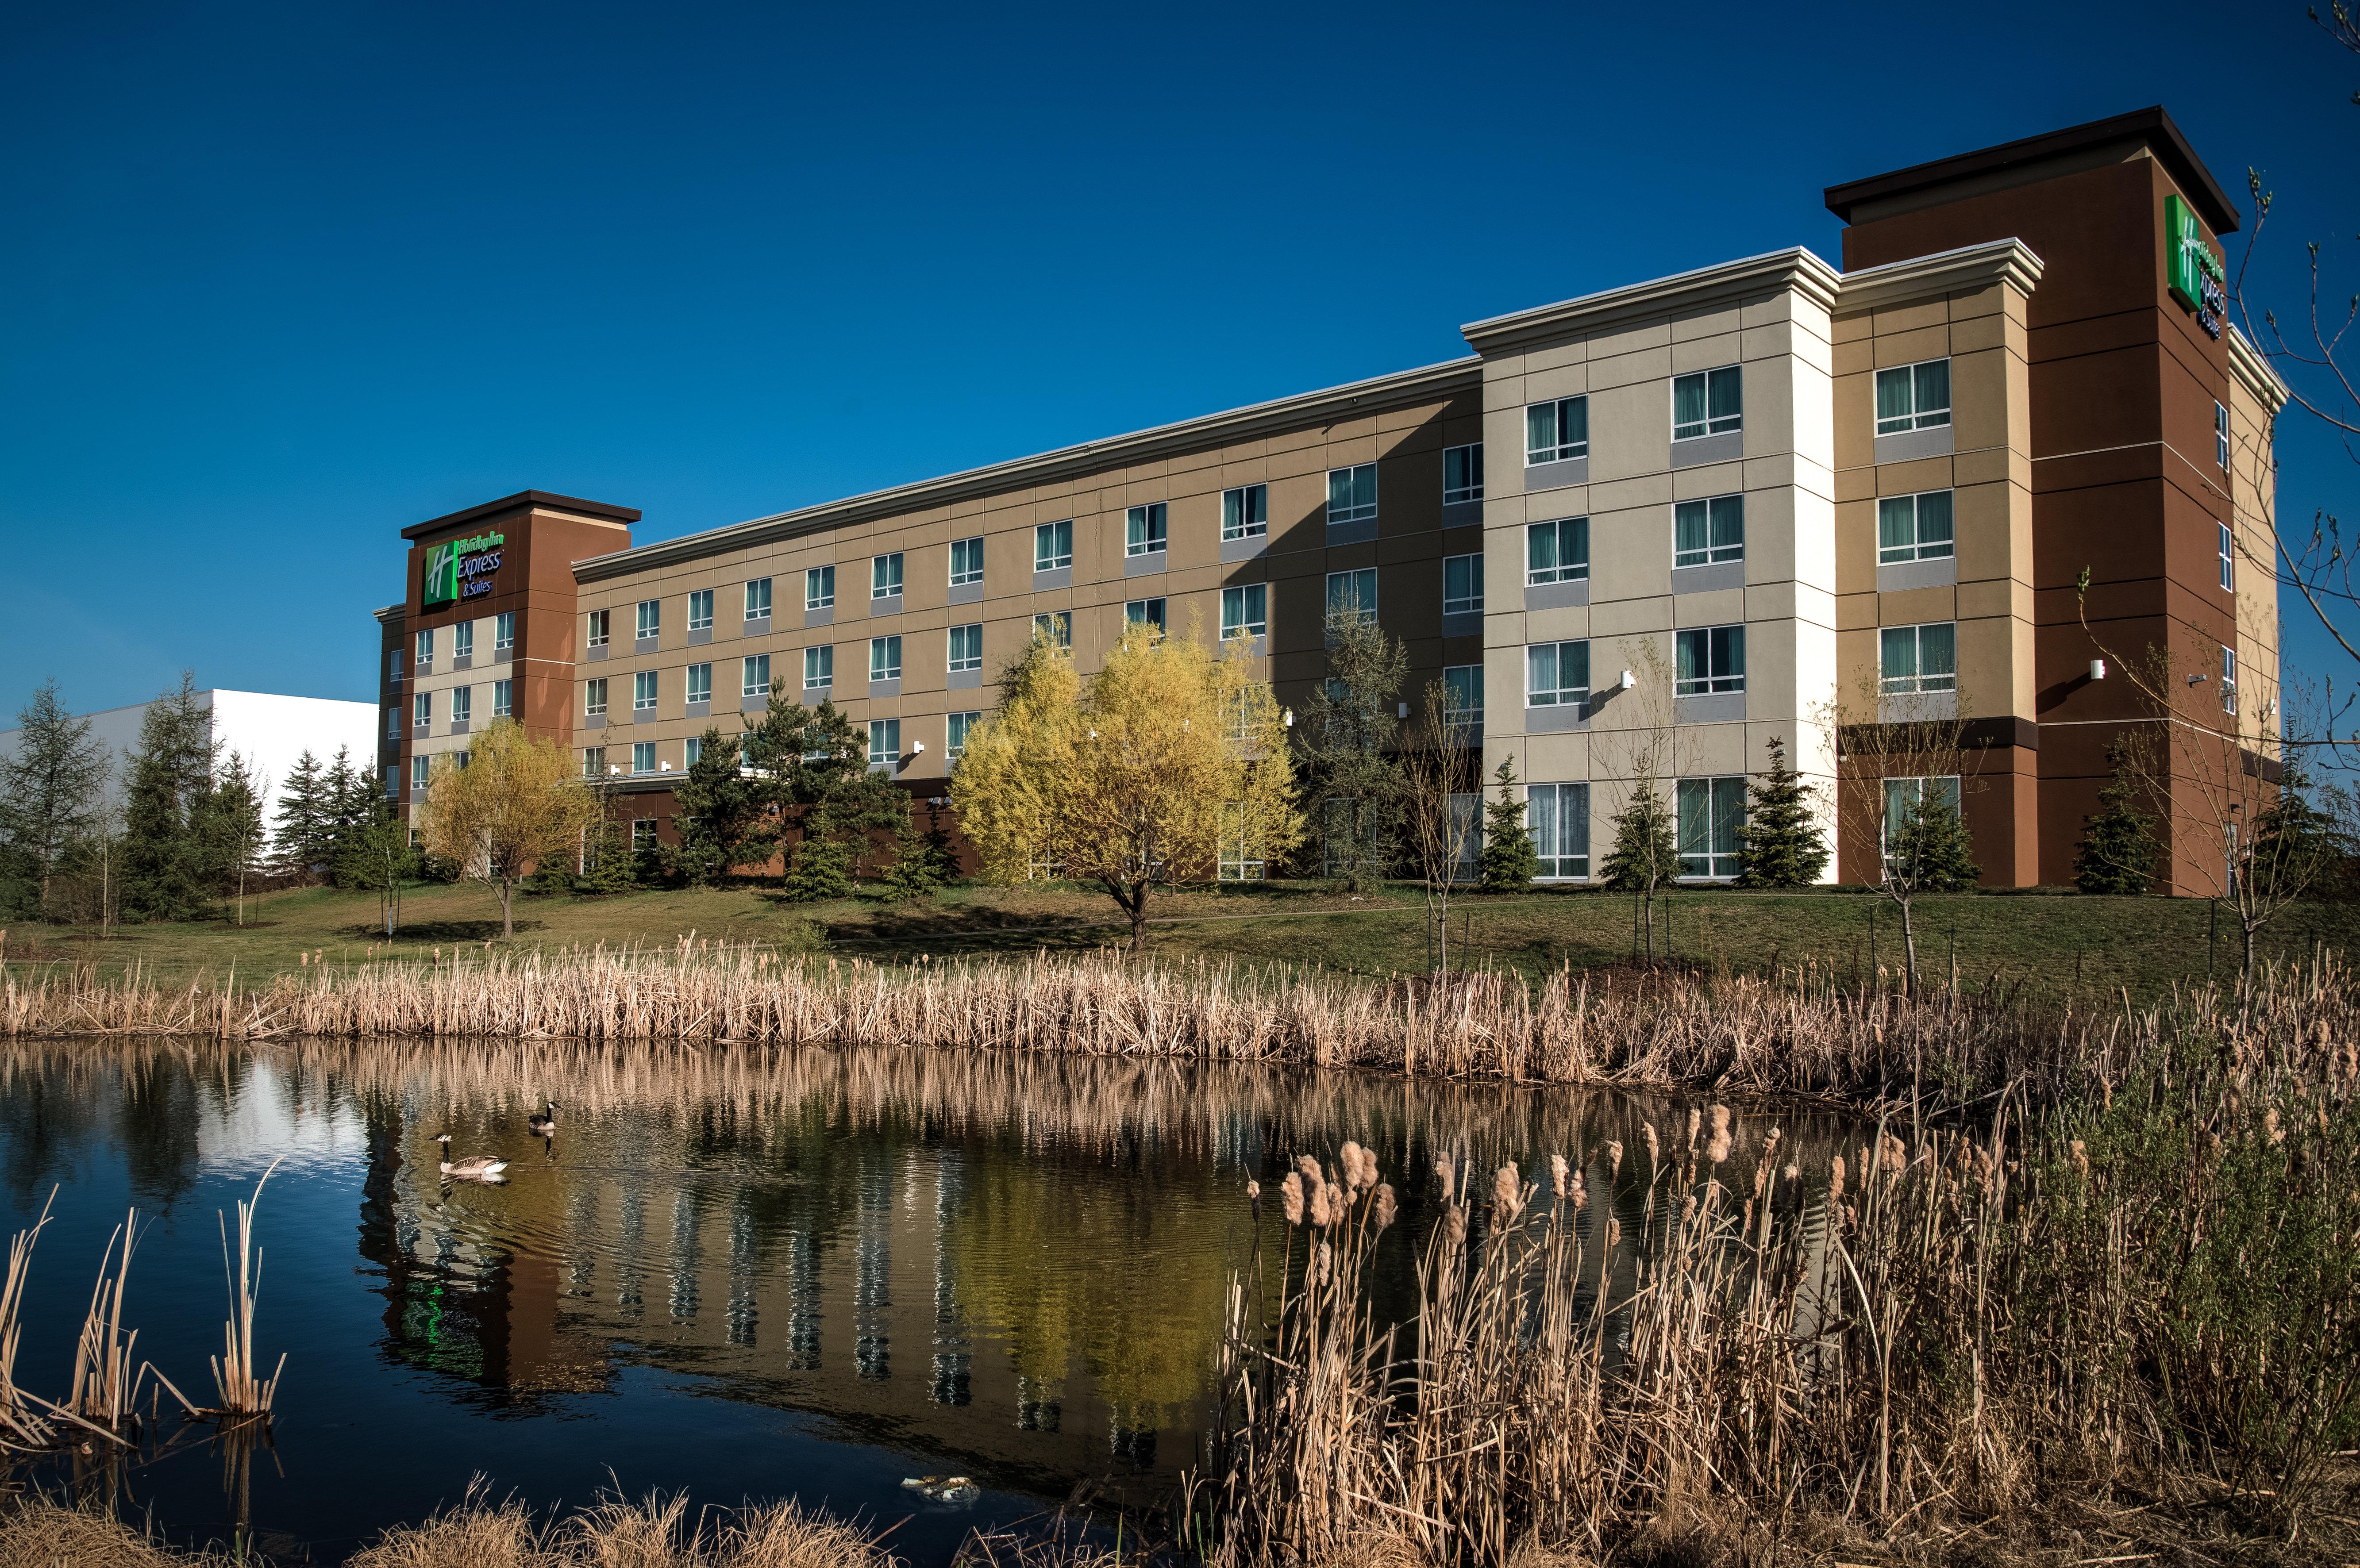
[2073,741,2159,895]
[670,726,766,887]
[1291,610,1408,891]
[0,678,110,919]
[784,808,855,901]
[1601,782,1680,894]
[1733,736,1829,888]
[208,751,269,924]
[1477,759,1538,892]
[119,673,221,921]
[745,694,903,875]
[883,797,953,900]
[576,815,638,894]
[335,809,416,936]
[270,749,332,883]
[1888,796,1979,892]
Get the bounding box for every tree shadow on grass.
[339,919,549,942]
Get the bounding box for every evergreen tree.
[323,747,384,881]
[745,692,901,883]
[2073,740,2160,895]
[0,678,111,919]
[783,807,855,901]
[1290,610,1407,890]
[1477,759,1539,892]
[119,673,221,921]
[883,796,955,899]
[270,749,333,882]
[576,815,638,894]
[1601,781,1680,895]
[1732,736,1829,888]
[334,808,417,936]
[669,727,765,886]
[208,751,269,924]
[1887,794,1979,892]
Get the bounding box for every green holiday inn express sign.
[422,531,505,609]
[2166,193,2225,340]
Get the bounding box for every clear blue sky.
[3,0,2353,720]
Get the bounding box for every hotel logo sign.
[422,530,505,609]
[2166,194,2225,340]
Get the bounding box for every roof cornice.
[2227,324,2292,414]
[1835,238,2045,314]
[373,603,406,624]
[572,357,1480,584]
[403,490,640,542]
[1457,248,1843,358]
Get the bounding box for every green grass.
[8,875,2356,1004]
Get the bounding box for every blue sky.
[3,0,2354,721]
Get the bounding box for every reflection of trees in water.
[0,1061,108,1201]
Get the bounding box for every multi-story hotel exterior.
[377,108,2283,893]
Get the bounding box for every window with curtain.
[1444,443,1484,503]
[1672,366,1742,440]
[1327,464,1377,524]
[1444,665,1483,725]
[636,600,660,639]
[412,755,430,790]
[947,711,982,760]
[1673,495,1744,568]
[1878,491,1955,564]
[1526,396,1588,463]
[579,681,601,717]
[870,636,902,681]
[2215,401,2230,468]
[416,690,434,727]
[454,622,474,659]
[869,719,901,765]
[1528,783,1590,880]
[1126,504,1167,557]
[582,747,605,778]
[746,579,773,619]
[418,627,438,664]
[452,686,473,723]
[685,736,703,768]
[802,646,832,691]
[496,611,516,649]
[1526,640,1589,707]
[1219,803,1265,880]
[1874,359,1951,435]
[743,654,772,697]
[1677,776,1745,878]
[685,593,711,632]
[950,537,985,585]
[2221,645,2237,714]
[634,671,657,711]
[1443,553,1484,615]
[632,742,655,774]
[1220,585,1267,641]
[1882,776,1962,872]
[1879,623,1956,695]
[1035,520,1073,571]
[2218,523,2235,591]
[1326,568,1377,625]
[949,624,983,672]
[872,553,904,599]
[493,680,512,718]
[1675,626,1746,696]
[1222,484,1269,539]
[686,664,711,703]
[1124,598,1166,632]
[1526,516,1589,584]
[1033,611,1072,649]
[803,567,832,610]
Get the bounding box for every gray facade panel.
[1874,425,1955,465]
[1220,533,1270,562]
[947,580,983,605]
[1523,579,1590,611]
[1670,562,1744,596]
[1522,456,1589,494]
[1876,556,1958,592]
[1123,551,1167,578]
[1669,431,1744,469]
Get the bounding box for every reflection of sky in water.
[0,1041,1862,1564]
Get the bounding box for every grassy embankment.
[6,876,2356,1002]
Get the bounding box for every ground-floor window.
[1220,804,1264,880]
[1677,776,1745,879]
[870,719,901,765]
[1528,782,1590,880]
[1881,775,1961,871]
[631,819,658,853]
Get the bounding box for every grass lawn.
[6,874,2356,1004]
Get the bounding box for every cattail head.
[1309,1182,1332,1229]
[1880,1133,1907,1176]
[1358,1145,1382,1191]
[1829,1155,1847,1203]
[1571,1168,1587,1211]
[1281,1172,1305,1225]
[1245,1179,1260,1203]
[2265,1106,2286,1146]
[1605,1140,1624,1180]
[1436,1154,1456,1202]
[1340,1141,1368,1192]
[1706,1128,1732,1165]
[1549,1154,1570,1199]
[1686,1108,1702,1150]
[1443,1206,1467,1248]
[1313,1241,1332,1284]
[1643,1123,1661,1167]
[2069,1139,2090,1179]
[1491,1164,1524,1222]
[1605,1216,1621,1248]
[1709,1104,1731,1138]
[1372,1184,1398,1231]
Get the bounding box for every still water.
[0,1038,1857,1562]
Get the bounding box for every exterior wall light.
[1617,670,1637,690]
[2089,659,2106,680]
[911,739,926,753]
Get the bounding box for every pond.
[0,1038,1863,1562]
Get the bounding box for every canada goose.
[527,1099,558,1134]
[435,1134,508,1180]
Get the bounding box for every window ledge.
[633,707,661,724]
[1879,691,1958,722]
[686,627,712,646]
[1324,515,1378,546]
[1675,692,1747,724]
[802,606,834,628]
[1123,550,1168,578]
[1220,533,1270,562]
[1523,703,1589,734]
[1670,561,1744,596]
[1669,430,1745,469]
[869,594,903,617]
[1522,456,1589,494]
[1032,566,1073,591]
[740,695,769,714]
[1524,579,1590,611]
[1440,610,1484,640]
[686,701,711,719]
[1876,556,1956,592]
[947,668,982,691]
[585,646,608,661]
[869,678,902,698]
[948,580,983,605]
[1874,425,1953,465]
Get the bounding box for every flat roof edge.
[1836,238,2046,312]
[1458,248,1843,355]
[402,490,642,540]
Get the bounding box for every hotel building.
[377,107,2283,893]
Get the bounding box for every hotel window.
[495,611,515,650]
[685,736,704,768]
[1879,491,1955,564]
[636,600,660,641]
[454,622,474,660]
[1676,626,1748,696]
[1327,463,1378,525]
[1444,665,1484,726]
[1126,503,1167,557]
[687,591,712,632]
[451,686,473,725]
[949,623,984,672]
[744,654,772,699]
[686,663,711,704]
[1035,520,1073,572]
[1220,584,1267,642]
[1673,366,1742,441]
[584,612,607,650]
[869,719,901,765]
[1677,777,1745,880]
[1218,803,1264,881]
[1883,776,1962,870]
[2218,523,2235,591]
[1879,623,1956,695]
[1124,598,1166,633]
[416,627,435,668]
[1526,396,1589,464]
[870,635,902,681]
[1674,495,1744,568]
[493,679,512,719]
[803,567,832,611]
[1222,484,1268,540]
[872,552,904,600]
[1529,783,1590,880]
[947,711,982,760]
[414,691,433,729]
[582,746,606,778]
[2221,645,2238,715]
[583,679,606,718]
[803,646,832,692]
[1527,517,1589,584]
[634,671,658,711]
[388,649,403,684]
[632,819,658,852]
[411,755,430,792]
[1444,442,1484,503]
[950,537,985,586]
[1443,553,1484,615]
[383,764,398,799]
[1875,359,1951,435]
[1326,568,1377,626]
[632,742,656,775]
[1526,640,1589,708]
[1032,611,1072,649]
[747,578,774,622]
[2216,400,2230,469]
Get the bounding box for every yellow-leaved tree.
[954,619,1300,950]
[416,719,601,938]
